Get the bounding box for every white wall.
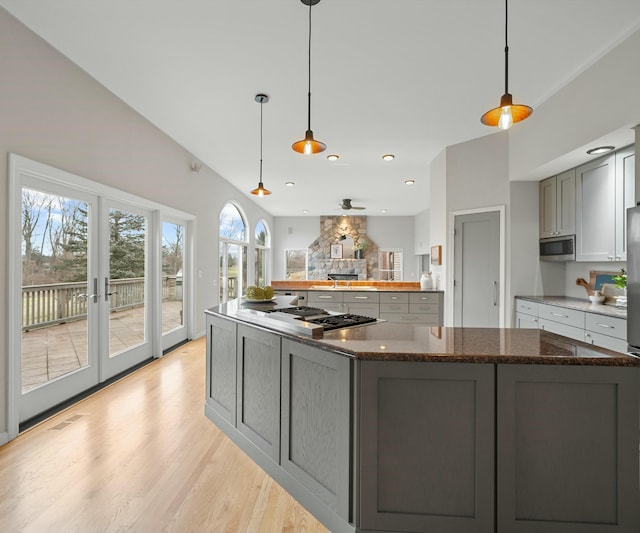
[272,216,321,279]
[272,216,418,281]
[367,216,417,281]
[510,29,640,181]
[0,10,272,436]
[414,209,430,255]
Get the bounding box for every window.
[254,220,270,287]
[285,249,307,280]
[378,249,403,281]
[219,203,248,303]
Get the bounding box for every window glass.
[378,249,403,281]
[219,203,247,302]
[285,249,307,280]
[254,219,270,286]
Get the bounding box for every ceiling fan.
[339,198,366,211]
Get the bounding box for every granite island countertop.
[208,297,640,367]
[516,295,627,319]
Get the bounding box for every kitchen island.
[205,297,640,533]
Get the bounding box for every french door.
[10,156,174,425]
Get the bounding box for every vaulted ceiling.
[2,0,640,216]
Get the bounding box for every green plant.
[353,238,368,251]
[611,268,627,289]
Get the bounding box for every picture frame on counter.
[330,243,343,259]
[431,245,442,265]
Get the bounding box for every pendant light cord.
[259,98,264,182]
[504,0,509,95]
[306,0,312,131]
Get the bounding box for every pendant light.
[251,94,272,197]
[292,0,326,155]
[480,0,532,130]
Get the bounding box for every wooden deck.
[22,301,183,392]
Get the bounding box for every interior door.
[19,180,100,422]
[453,211,500,327]
[100,201,153,380]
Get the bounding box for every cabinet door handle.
[493,281,498,306]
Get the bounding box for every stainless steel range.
[237,305,379,338]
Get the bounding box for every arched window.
[219,203,248,303]
[254,219,270,287]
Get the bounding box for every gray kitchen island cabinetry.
[205,302,640,533]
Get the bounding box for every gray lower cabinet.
[497,364,640,532]
[206,314,237,425]
[358,360,495,533]
[281,339,352,523]
[236,325,281,463]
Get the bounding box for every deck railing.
[22,277,181,331]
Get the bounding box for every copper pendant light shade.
[480,0,532,130]
[251,94,271,197]
[292,0,326,154]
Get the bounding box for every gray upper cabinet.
[576,147,635,262]
[615,146,635,261]
[576,154,616,261]
[539,169,576,238]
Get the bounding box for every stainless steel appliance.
[539,234,575,262]
[627,206,640,353]
[238,305,379,338]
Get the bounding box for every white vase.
[420,272,433,290]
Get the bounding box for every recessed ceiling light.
[327,154,340,161]
[382,154,395,161]
[586,146,615,155]
[404,179,415,185]
[285,181,295,187]
[302,209,309,214]
[380,209,388,213]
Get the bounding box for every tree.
[109,209,146,279]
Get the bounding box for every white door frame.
[447,205,506,328]
[6,154,196,440]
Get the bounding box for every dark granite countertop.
[516,295,627,319]
[207,297,640,367]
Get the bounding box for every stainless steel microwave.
[539,235,575,262]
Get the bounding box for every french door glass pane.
[162,221,184,334]
[108,208,146,357]
[21,188,89,392]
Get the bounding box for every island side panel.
[206,314,237,426]
[281,339,352,523]
[497,364,640,533]
[236,324,281,464]
[358,360,495,533]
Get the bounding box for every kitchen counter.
[210,296,639,367]
[205,302,640,533]
[205,300,640,533]
[271,280,442,292]
[517,295,627,318]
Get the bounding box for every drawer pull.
[318,295,333,299]
[596,323,614,329]
[419,296,429,301]
[354,296,369,300]
[550,312,567,318]
[391,296,399,300]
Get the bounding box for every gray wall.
[0,9,272,436]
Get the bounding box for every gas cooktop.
[264,306,328,317]
[304,313,378,331]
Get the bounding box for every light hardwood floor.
[0,337,329,533]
